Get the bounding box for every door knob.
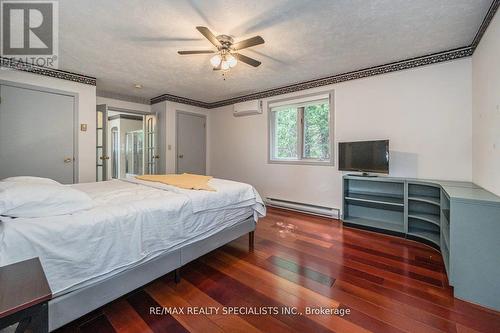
[154,155,160,159]
[64,158,73,163]
[178,154,184,158]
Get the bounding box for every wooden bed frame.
[48,216,256,331]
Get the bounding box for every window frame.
[268,91,335,166]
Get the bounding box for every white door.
[176,112,206,175]
[96,104,108,181]
[0,84,75,184]
[144,114,159,174]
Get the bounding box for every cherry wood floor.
[56,208,500,333]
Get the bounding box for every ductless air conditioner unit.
[233,100,263,117]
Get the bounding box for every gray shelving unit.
[341,174,500,312]
[440,190,451,274]
[407,182,441,247]
[343,177,405,234]
[343,177,448,248]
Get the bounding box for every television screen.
[338,140,389,174]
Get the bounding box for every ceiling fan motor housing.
[217,35,234,50]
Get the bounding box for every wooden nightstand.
[0,258,52,333]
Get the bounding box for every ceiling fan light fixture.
[226,54,237,68]
[221,59,230,70]
[210,54,222,67]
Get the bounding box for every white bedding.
[0,179,265,296]
[124,176,264,214]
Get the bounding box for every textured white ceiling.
[58,0,491,102]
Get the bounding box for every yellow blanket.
[136,173,216,191]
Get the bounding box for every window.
[269,93,333,165]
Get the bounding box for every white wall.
[152,101,210,174]
[0,69,97,182]
[209,58,473,209]
[472,12,500,196]
[0,57,476,195]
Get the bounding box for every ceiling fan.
[178,26,264,72]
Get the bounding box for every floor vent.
[265,197,339,219]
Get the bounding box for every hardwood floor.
[56,208,500,333]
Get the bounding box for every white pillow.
[0,182,94,218]
[1,176,61,185]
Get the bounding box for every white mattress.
[0,179,265,296]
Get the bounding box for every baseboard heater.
[265,197,339,219]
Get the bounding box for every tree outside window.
[270,95,332,165]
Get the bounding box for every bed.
[0,177,265,331]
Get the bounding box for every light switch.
[80,124,87,131]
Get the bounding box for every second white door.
[0,84,75,183]
[176,112,206,175]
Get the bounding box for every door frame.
[175,110,207,174]
[96,104,108,181]
[0,79,79,183]
[98,105,150,180]
[107,106,151,116]
[110,126,119,179]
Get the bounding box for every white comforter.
[0,179,265,296]
[124,176,264,214]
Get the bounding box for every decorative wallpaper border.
[207,47,473,108]
[471,0,500,49]
[151,47,473,108]
[0,57,96,86]
[150,93,211,109]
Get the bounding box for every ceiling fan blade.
[196,26,221,47]
[132,36,204,42]
[233,36,264,50]
[178,50,215,55]
[236,53,261,67]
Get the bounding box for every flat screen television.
[338,140,389,174]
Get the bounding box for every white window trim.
[268,90,335,166]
